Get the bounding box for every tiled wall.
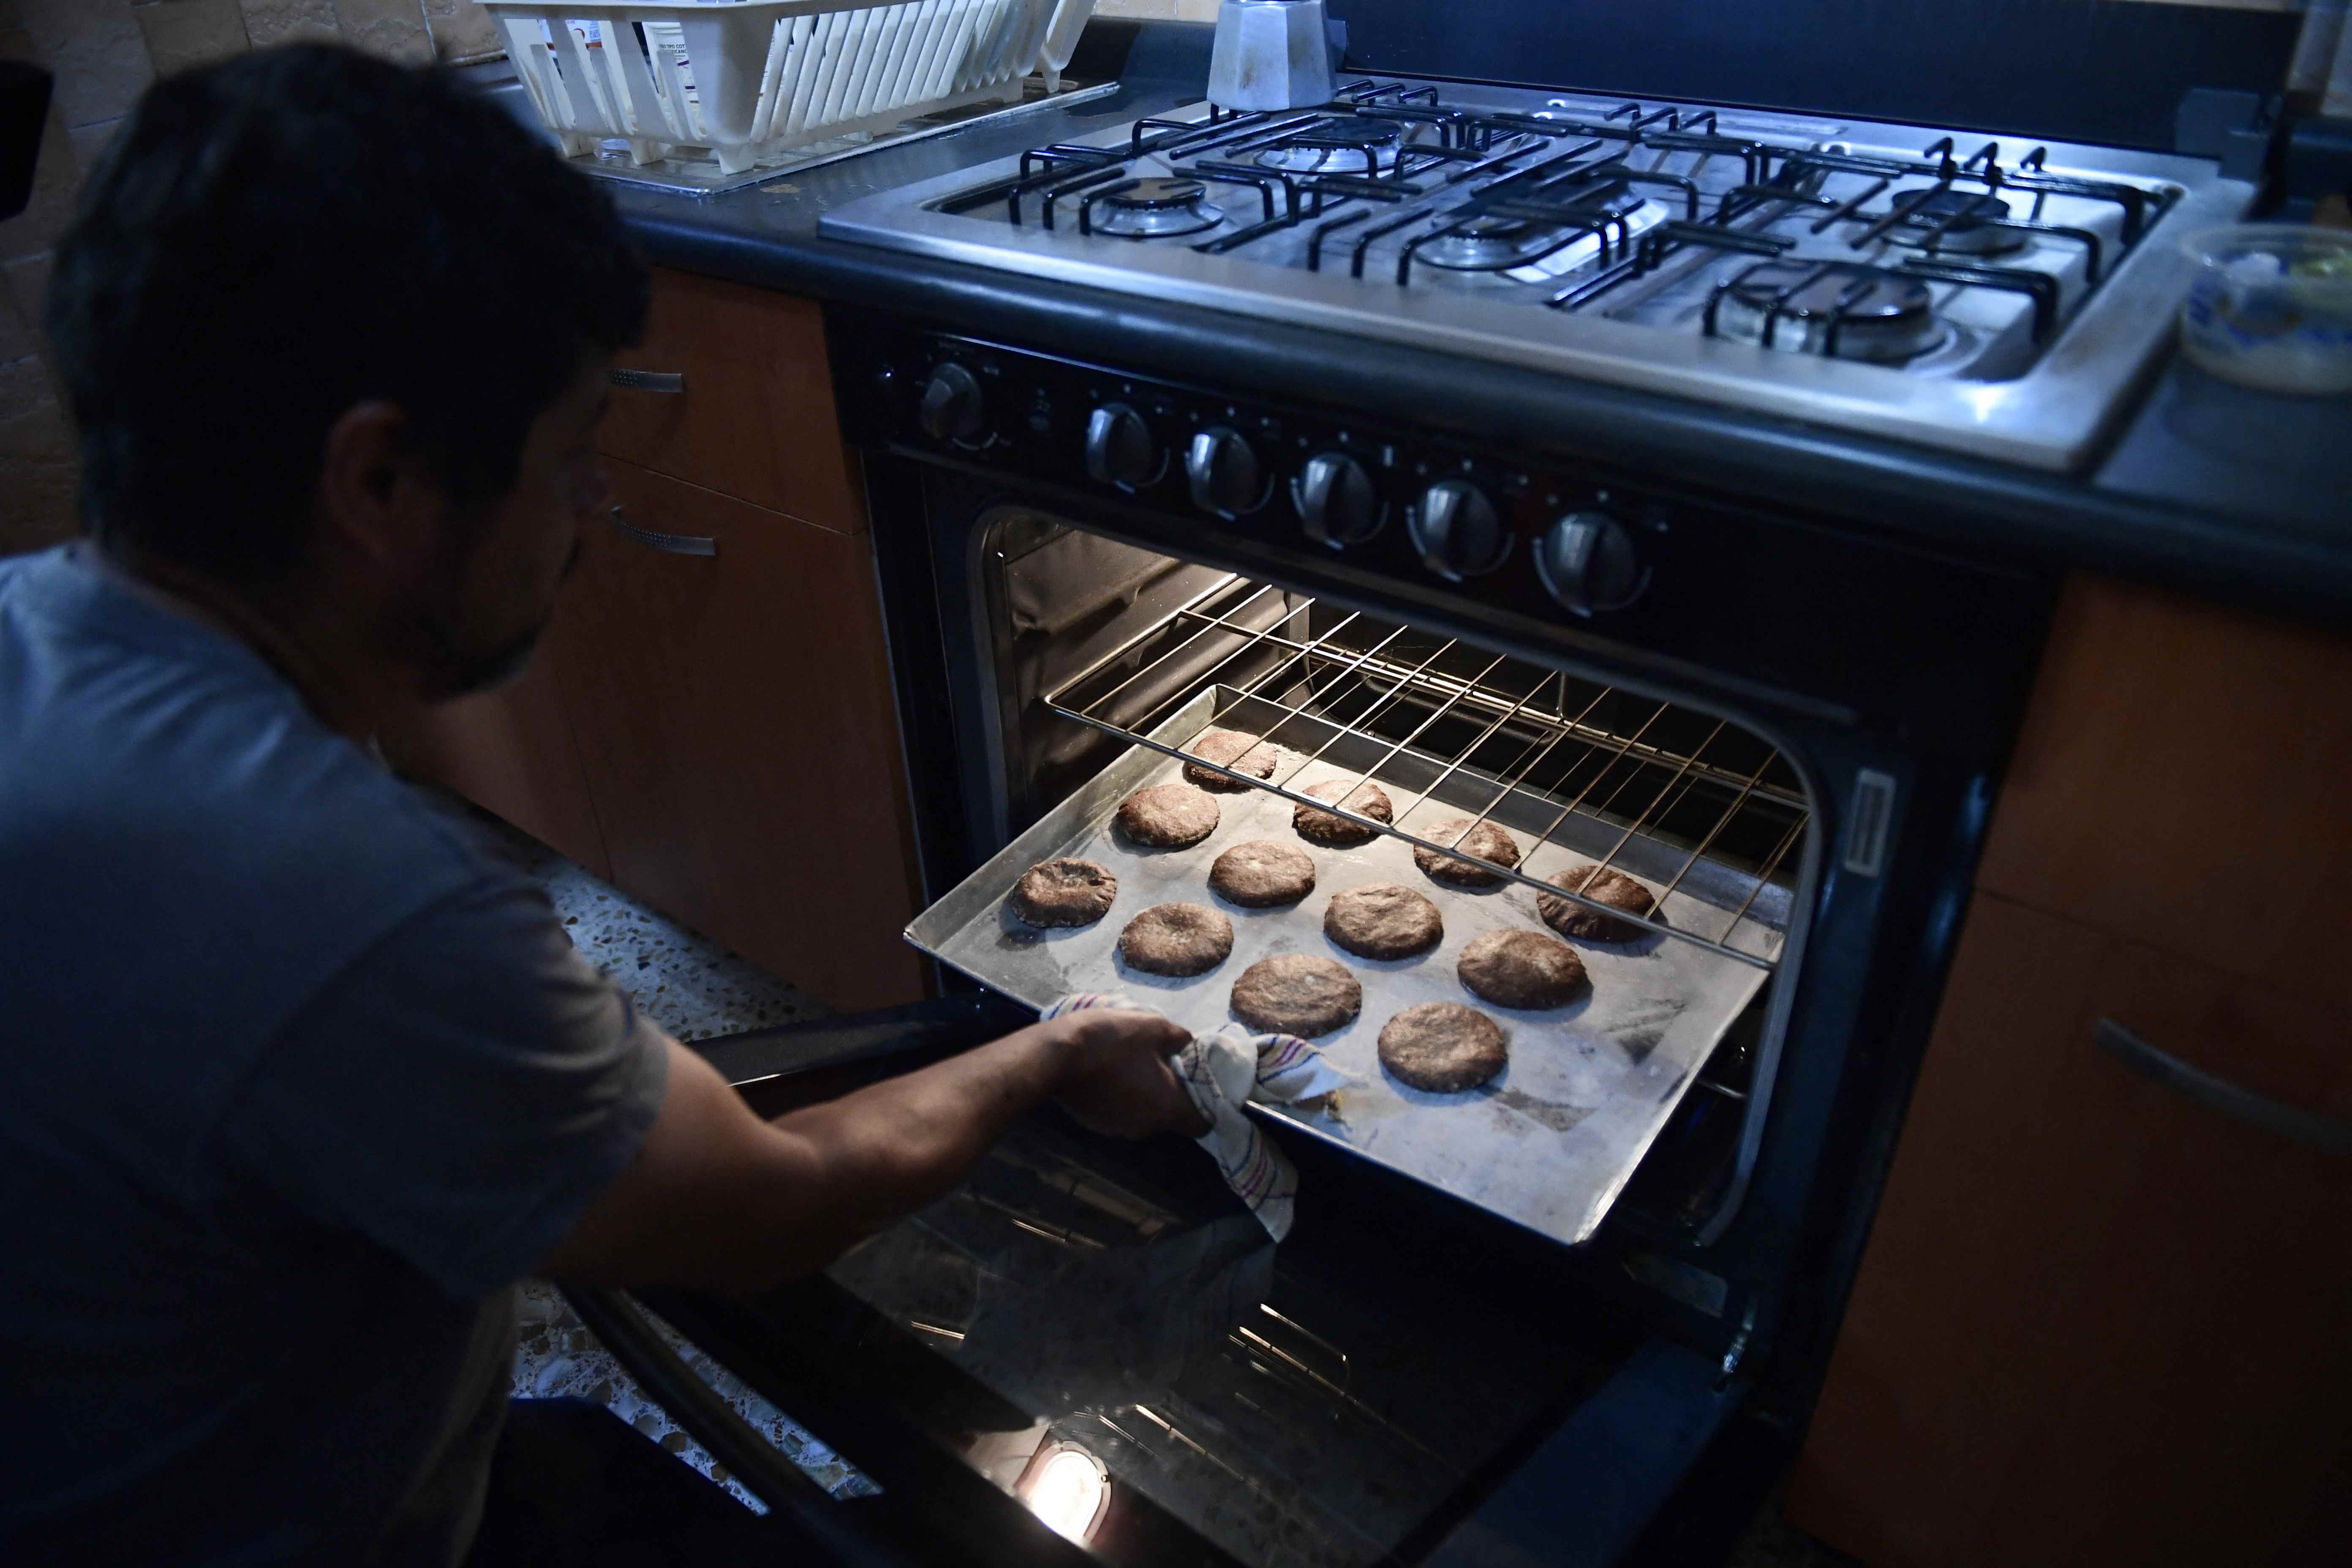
[0,0,504,556]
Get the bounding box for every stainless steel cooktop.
[819,77,2252,469]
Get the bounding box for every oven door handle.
[560,1285,928,1565]
[2094,1018,2352,1156]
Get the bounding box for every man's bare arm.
[534,1010,1200,1295]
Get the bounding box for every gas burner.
[1416,215,1571,272]
[1711,262,1948,362]
[1255,116,1405,174]
[1890,188,2021,256]
[1093,177,1224,239]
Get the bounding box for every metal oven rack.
[1040,574,1810,972]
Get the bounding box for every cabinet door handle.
[609,368,685,393]
[2094,1018,2352,1156]
[606,506,717,557]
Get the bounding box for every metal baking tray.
[905,691,1788,1248]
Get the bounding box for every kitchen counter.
[526,30,2351,623]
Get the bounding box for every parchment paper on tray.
[906,691,1787,1248]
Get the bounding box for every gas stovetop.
[819,77,2252,469]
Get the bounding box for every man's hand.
[1049,1009,1207,1138]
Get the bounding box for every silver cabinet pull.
[2094,1018,2352,1156]
[606,507,717,557]
[609,368,685,393]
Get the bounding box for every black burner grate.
[923,82,2173,367]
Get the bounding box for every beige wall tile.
[0,101,79,262]
[67,116,125,172]
[238,0,338,49]
[0,354,81,558]
[332,0,431,64]
[137,0,253,78]
[0,267,33,365]
[17,0,153,129]
[420,0,499,64]
[3,248,57,383]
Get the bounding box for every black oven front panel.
[831,310,2047,759]
[822,305,2062,1567]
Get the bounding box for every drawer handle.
[2094,1018,2352,1156]
[609,368,685,393]
[606,506,717,557]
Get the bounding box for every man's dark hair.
[45,45,649,582]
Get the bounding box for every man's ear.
[315,401,446,578]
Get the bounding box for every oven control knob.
[917,362,985,444]
[1085,402,1158,490]
[1535,510,1650,616]
[1293,452,1384,547]
[1409,479,1510,580]
[1185,426,1261,518]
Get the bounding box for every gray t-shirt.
[0,545,670,1564]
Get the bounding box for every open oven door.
[569,1001,1761,1568]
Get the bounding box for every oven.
[571,290,2057,1567]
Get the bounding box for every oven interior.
[742,512,1824,1564]
[977,512,1810,1238]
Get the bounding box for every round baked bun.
[1538,863,1658,942]
[1118,902,1235,977]
[1209,840,1317,908]
[1457,928,1587,1010]
[1006,858,1117,928]
[1378,1002,1508,1092]
[1230,953,1362,1036]
[1413,817,1522,888]
[1322,882,1443,960]
[1292,778,1393,848]
[1181,727,1281,791]
[1114,783,1220,848]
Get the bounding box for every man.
[0,44,1201,1565]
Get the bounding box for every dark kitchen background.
[3,1,2342,561]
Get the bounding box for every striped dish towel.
[1043,992,1350,1241]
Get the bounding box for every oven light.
[1020,1443,1110,1544]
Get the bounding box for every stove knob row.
[917,362,985,444]
[1186,426,1262,519]
[1408,479,1511,580]
[1534,510,1650,616]
[1084,402,1160,490]
[1293,452,1384,548]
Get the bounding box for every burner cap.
[1726,262,1930,322]
[1294,116,1402,148]
[1905,188,2011,226]
[1111,177,1208,210]
[1092,177,1223,239]
[1417,218,1552,270]
[1257,115,1405,172]
[1891,187,2021,255]
[1715,262,1944,361]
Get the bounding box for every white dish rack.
[481,0,1096,175]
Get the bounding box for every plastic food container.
[2176,223,2352,395]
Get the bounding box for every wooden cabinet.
[550,459,924,1013]
[1787,577,2352,1567]
[392,270,925,1013]
[598,272,864,533]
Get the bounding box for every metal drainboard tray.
[905,690,1784,1248]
